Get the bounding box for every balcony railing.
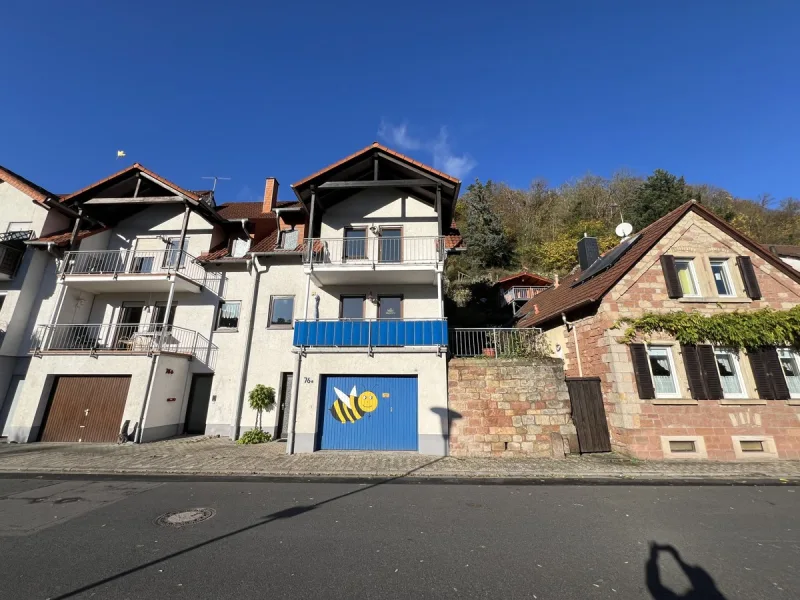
[60,249,210,286]
[449,328,548,359]
[504,286,551,303]
[31,323,218,368]
[294,319,448,348]
[303,236,445,266]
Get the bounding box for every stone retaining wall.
[448,358,577,457]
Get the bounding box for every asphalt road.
[0,477,797,599]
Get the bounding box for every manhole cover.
[155,508,215,528]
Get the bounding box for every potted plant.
[237,384,276,444]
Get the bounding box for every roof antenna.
[201,176,231,192]
[610,202,633,239]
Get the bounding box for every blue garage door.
[317,375,418,450]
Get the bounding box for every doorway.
[275,372,293,440]
[184,375,213,435]
[114,302,144,349]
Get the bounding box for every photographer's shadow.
[646,543,727,599]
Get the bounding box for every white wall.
[311,283,439,320]
[141,354,191,442]
[0,182,49,236]
[319,189,438,239]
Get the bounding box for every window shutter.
[761,347,791,400]
[748,348,775,400]
[681,345,707,399]
[736,256,762,299]
[660,255,683,299]
[630,344,656,399]
[697,344,724,400]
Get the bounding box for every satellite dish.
[615,222,633,238]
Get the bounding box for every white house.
[0,144,462,455]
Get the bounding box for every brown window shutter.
[697,344,724,400]
[761,347,791,400]
[736,256,762,299]
[748,348,775,400]
[660,255,683,299]
[681,345,707,399]
[630,344,656,399]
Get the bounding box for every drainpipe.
[231,256,264,440]
[562,313,583,377]
[437,271,444,318]
[135,355,158,443]
[286,348,303,455]
[158,204,191,342]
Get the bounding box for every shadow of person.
[646,542,727,599]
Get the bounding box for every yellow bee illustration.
[331,386,379,423]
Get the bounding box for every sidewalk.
[0,436,798,481]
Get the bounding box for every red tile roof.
[0,165,57,204]
[516,201,800,329]
[444,222,464,250]
[215,200,301,221]
[292,142,461,189]
[249,229,304,254]
[497,271,553,286]
[30,226,109,246]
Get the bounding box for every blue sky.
[2,1,799,203]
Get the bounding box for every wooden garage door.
[40,376,131,443]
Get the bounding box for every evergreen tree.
[461,179,513,270]
[629,169,691,232]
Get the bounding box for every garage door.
[317,375,418,451]
[40,376,131,443]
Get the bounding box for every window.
[378,296,402,320]
[281,229,299,250]
[231,237,251,258]
[713,348,747,398]
[6,222,33,233]
[216,301,241,330]
[340,296,365,319]
[269,296,295,327]
[343,228,367,261]
[675,259,699,296]
[709,259,734,296]
[777,349,800,397]
[669,440,696,453]
[163,237,189,269]
[378,228,402,263]
[647,346,680,398]
[152,302,176,327]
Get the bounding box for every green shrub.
[237,429,272,445]
[248,384,276,430]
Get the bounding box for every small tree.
[249,384,276,431]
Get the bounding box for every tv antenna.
[201,176,231,192]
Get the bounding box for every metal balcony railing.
[60,249,210,286]
[303,236,446,266]
[294,319,448,348]
[31,323,218,368]
[504,286,551,303]
[449,327,548,359]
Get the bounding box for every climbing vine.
[615,306,800,350]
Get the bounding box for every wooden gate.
[40,376,131,443]
[566,377,611,453]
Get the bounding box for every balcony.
[31,323,218,368]
[302,236,445,286]
[294,319,448,349]
[59,249,213,294]
[0,230,33,280]
[502,286,551,305]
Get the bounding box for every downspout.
[286,349,302,454]
[562,313,583,377]
[134,356,158,443]
[231,255,263,440]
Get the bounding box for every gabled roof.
[497,271,553,286]
[0,165,57,204]
[516,200,800,329]
[61,163,203,204]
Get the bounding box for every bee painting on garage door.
[330,385,379,423]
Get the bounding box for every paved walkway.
[0,436,798,481]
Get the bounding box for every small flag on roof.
[116,150,126,158]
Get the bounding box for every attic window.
[231,237,251,258]
[281,229,299,250]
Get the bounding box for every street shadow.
[50,456,445,599]
[646,542,727,599]
[430,407,461,439]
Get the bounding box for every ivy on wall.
[615,306,800,350]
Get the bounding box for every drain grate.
[155,508,215,528]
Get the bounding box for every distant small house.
[768,245,800,272]
[496,271,552,315]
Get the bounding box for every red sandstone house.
[515,200,800,461]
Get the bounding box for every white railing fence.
[303,236,445,266]
[449,327,549,359]
[60,249,213,285]
[507,286,551,301]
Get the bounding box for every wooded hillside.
[445,168,800,316]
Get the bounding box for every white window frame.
[777,348,800,399]
[6,221,33,233]
[674,258,701,297]
[216,300,241,331]
[709,259,735,297]
[713,347,748,399]
[646,345,681,399]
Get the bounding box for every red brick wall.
[552,211,800,460]
[448,358,577,457]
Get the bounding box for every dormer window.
[281,229,299,250]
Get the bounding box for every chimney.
[553,273,559,288]
[263,177,279,214]
[577,234,599,271]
